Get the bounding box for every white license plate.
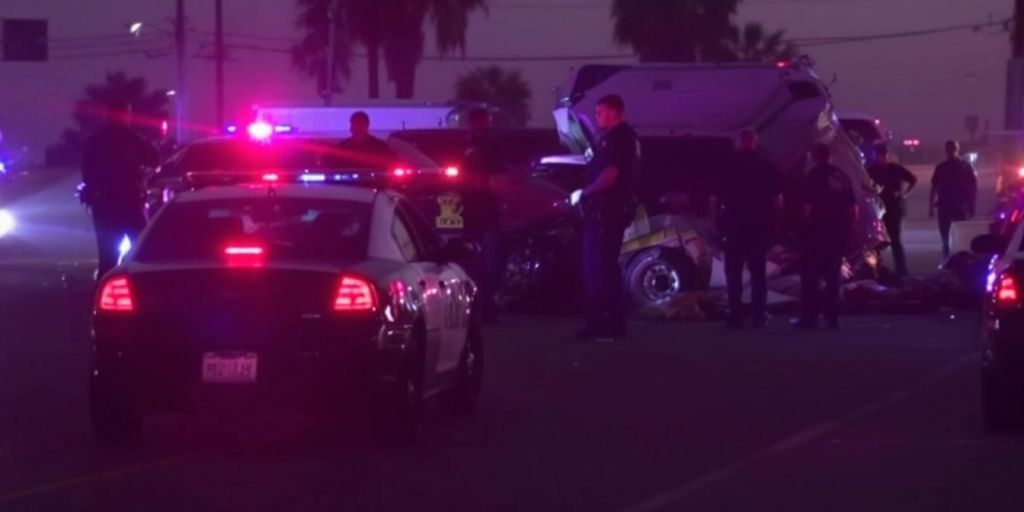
[201,352,258,384]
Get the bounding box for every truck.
[552,60,886,311]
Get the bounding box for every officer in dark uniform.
[81,99,158,278]
[336,111,394,167]
[710,129,783,328]
[795,143,858,329]
[867,144,917,275]
[462,108,507,323]
[929,140,978,259]
[571,94,639,341]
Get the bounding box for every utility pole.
[215,0,225,129]
[1007,0,1024,130]
[324,0,338,106]
[174,0,187,142]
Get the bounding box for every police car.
[91,176,484,446]
[976,207,1024,433]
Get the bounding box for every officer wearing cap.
[81,99,159,278]
[336,111,394,167]
[570,94,640,341]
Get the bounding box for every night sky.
[0,0,1012,162]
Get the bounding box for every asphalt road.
[1,164,1021,511]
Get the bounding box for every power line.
[794,17,1011,46]
[48,47,173,61]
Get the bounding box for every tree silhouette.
[454,66,532,127]
[611,0,738,62]
[49,72,169,164]
[723,22,798,62]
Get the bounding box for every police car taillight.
[98,276,135,313]
[334,275,377,312]
[995,274,1020,308]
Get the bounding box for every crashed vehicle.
[551,60,886,313]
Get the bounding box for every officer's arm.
[968,164,979,217]
[582,165,619,198]
[903,167,918,196]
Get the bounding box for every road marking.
[0,456,183,506]
[621,354,979,512]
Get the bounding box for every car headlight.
[0,209,15,238]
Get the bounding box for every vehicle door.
[396,200,466,375]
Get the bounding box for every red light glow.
[334,275,377,312]
[444,166,460,178]
[262,173,280,182]
[392,168,409,178]
[996,275,1020,306]
[98,276,134,312]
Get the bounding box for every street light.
[128,22,144,37]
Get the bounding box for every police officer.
[868,144,917,276]
[336,111,394,166]
[929,140,978,259]
[462,108,506,323]
[570,94,639,341]
[710,129,783,328]
[81,99,158,278]
[795,143,858,329]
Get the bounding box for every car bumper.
[92,322,416,414]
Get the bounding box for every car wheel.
[443,318,484,415]
[624,247,698,309]
[89,376,141,447]
[982,367,1024,434]
[388,334,426,446]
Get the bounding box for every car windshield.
[135,197,371,264]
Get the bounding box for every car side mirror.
[971,234,1008,256]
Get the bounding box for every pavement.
[0,164,1022,511]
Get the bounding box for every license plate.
[201,352,258,384]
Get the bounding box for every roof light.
[98,276,134,312]
[443,166,460,178]
[300,173,326,183]
[776,60,789,69]
[1018,167,1024,179]
[160,119,169,137]
[273,124,294,134]
[392,167,409,178]
[247,121,273,140]
[225,124,238,134]
[334,275,377,312]
[117,235,132,265]
[262,173,280,182]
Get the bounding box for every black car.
[91,181,483,446]
[975,219,1024,433]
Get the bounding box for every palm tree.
[611,0,739,62]
[293,0,486,99]
[454,66,532,126]
[724,22,798,63]
[291,0,353,99]
[51,72,169,163]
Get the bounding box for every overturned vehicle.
[541,60,886,314]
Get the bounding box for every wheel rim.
[641,262,681,303]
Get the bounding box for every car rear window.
[135,198,371,264]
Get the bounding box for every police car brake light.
[98,276,135,313]
[223,243,266,268]
[996,274,1020,307]
[334,275,378,312]
[262,173,280,182]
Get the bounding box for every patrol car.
[91,178,484,446]
[975,206,1024,433]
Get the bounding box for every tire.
[89,376,142,447]
[982,367,1024,434]
[387,333,426,446]
[624,247,698,309]
[443,318,484,416]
